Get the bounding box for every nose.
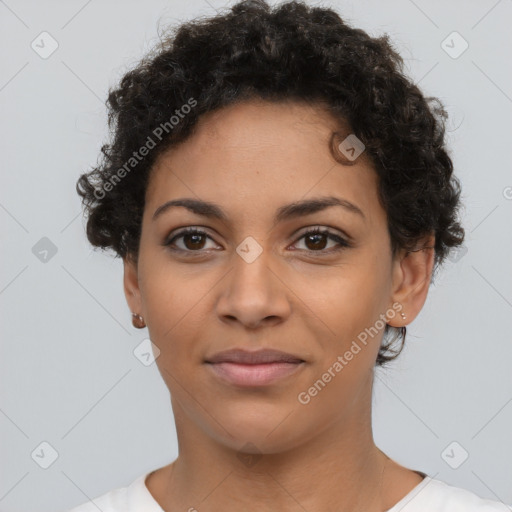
[215,248,292,330]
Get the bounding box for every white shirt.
[65,471,511,512]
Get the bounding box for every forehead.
[145,99,382,227]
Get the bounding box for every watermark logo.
[31,441,59,469]
[236,236,264,264]
[298,302,403,405]
[31,31,59,59]
[236,442,263,468]
[338,134,365,162]
[32,237,58,263]
[447,245,468,263]
[441,31,469,59]
[94,97,197,200]
[133,338,161,366]
[441,441,469,469]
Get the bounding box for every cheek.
[139,253,201,332]
[140,278,199,368]
[296,265,387,392]
[301,264,384,339]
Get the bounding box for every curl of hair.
[76,0,465,367]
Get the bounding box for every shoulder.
[62,473,154,512]
[394,476,511,512]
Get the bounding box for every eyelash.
[163,226,352,256]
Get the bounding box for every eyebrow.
[152,196,366,223]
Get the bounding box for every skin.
[123,98,435,511]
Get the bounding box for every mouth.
[204,348,305,387]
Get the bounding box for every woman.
[67,1,508,510]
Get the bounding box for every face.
[124,99,433,454]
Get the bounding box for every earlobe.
[387,234,435,327]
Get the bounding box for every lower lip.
[205,361,304,387]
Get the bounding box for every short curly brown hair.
[76,0,465,366]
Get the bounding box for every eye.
[164,227,218,252]
[163,226,351,255]
[290,227,351,254]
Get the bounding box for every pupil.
[186,234,205,249]
[306,233,326,250]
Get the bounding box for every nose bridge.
[216,235,290,326]
[231,235,275,297]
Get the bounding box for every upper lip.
[205,348,304,365]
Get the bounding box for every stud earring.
[132,313,146,329]
[400,312,407,320]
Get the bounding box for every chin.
[207,406,307,455]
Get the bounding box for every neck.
[156,395,390,511]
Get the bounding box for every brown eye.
[181,232,207,250]
[304,232,328,250]
[163,226,351,256]
[292,227,351,254]
[164,228,218,252]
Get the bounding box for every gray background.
[1,0,511,511]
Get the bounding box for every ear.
[387,233,436,326]
[123,253,143,317]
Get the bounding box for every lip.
[205,348,304,365]
[204,348,305,387]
